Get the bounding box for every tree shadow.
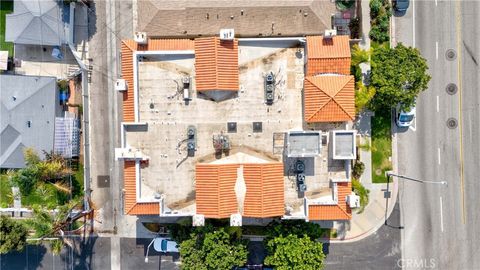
[61,234,100,270]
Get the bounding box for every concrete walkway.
[359,0,371,51]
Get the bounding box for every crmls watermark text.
[397,258,437,269]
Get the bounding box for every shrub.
[370,24,390,43]
[352,178,370,213]
[370,0,383,18]
[10,166,39,195]
[355,82,376,113]
[351,44,370,66]
[0,216,28,254]
[369,0,392,44]
[266,219,324,240]
[349,17,361,39]
[352,161,366,179]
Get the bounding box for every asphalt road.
[395,1,480,269]
[0,237,179,270]
[324,202,402,270]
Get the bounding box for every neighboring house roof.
[120,39,195,122]
[194,37,239,92]
[308,181,352,221]
[5,0,66,46]
[304,75,355,123]
[196,163,284,219]
[306,35,351,75]
[137,1,335,37]
[124,161,160,215]
[0,75,58,168]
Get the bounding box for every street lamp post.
[145,238,156,263]
[386,172,447,186]
[384,172,447,226]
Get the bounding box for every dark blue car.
[394,0,410,12]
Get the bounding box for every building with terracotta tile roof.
[304,75,355,123]
[307,181,352,221]
[123,161,160,215]
[117,36,359,223]
[195,156,284,219]
[194,37,239,100]
[306,35,351,76]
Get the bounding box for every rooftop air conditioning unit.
[324,29,337,39]
[220,29,235,40]
[347,193,361,208]
[134,32,148,44]
[115,79,127,91]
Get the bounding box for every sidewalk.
[326,0,401,240]
[328,109,399,243]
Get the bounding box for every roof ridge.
[13,17,36,43]
[337,205,351,219]
[333,76,353,97]
[305,76,332,122]
[334,76,355,119]
[122,40,137,52]
[331,98,353,119]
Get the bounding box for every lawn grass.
[0,0,14,56]
[0,174,13,207]
[371,110,392,183]
[0,163,84,209]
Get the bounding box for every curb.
[323,179,399,243]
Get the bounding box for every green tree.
[0,216,28,254]
[180,229,248,270]
[355,82,376,113]
[264,234,326,270]
[370,43,431,112]
[266,219,325,241]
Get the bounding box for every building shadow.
[0,244,47,269]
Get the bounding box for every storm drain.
[446,49,457,61]
[446,83,458,95]
[447,118,458,129]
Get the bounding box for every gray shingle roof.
[5,0,66,46]
[0,75,58,168]
[137,0,335,37]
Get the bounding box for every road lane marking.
[436,42,439,60]
[440,197,444,232]
[455,0,466,225]
[435,0,438,7]
[436,95,439,112]
[412,0,416,47]
[438,147,441,164]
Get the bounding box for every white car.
[153,237,179,253]
[396,105,416,128]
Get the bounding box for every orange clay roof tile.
[123,161,160,215]
[195,163,284,219]
[306,35,351,76]
[304,75,355,123]
[121,39,195,122]
[194,37,239,91]
[308,182,352,221]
